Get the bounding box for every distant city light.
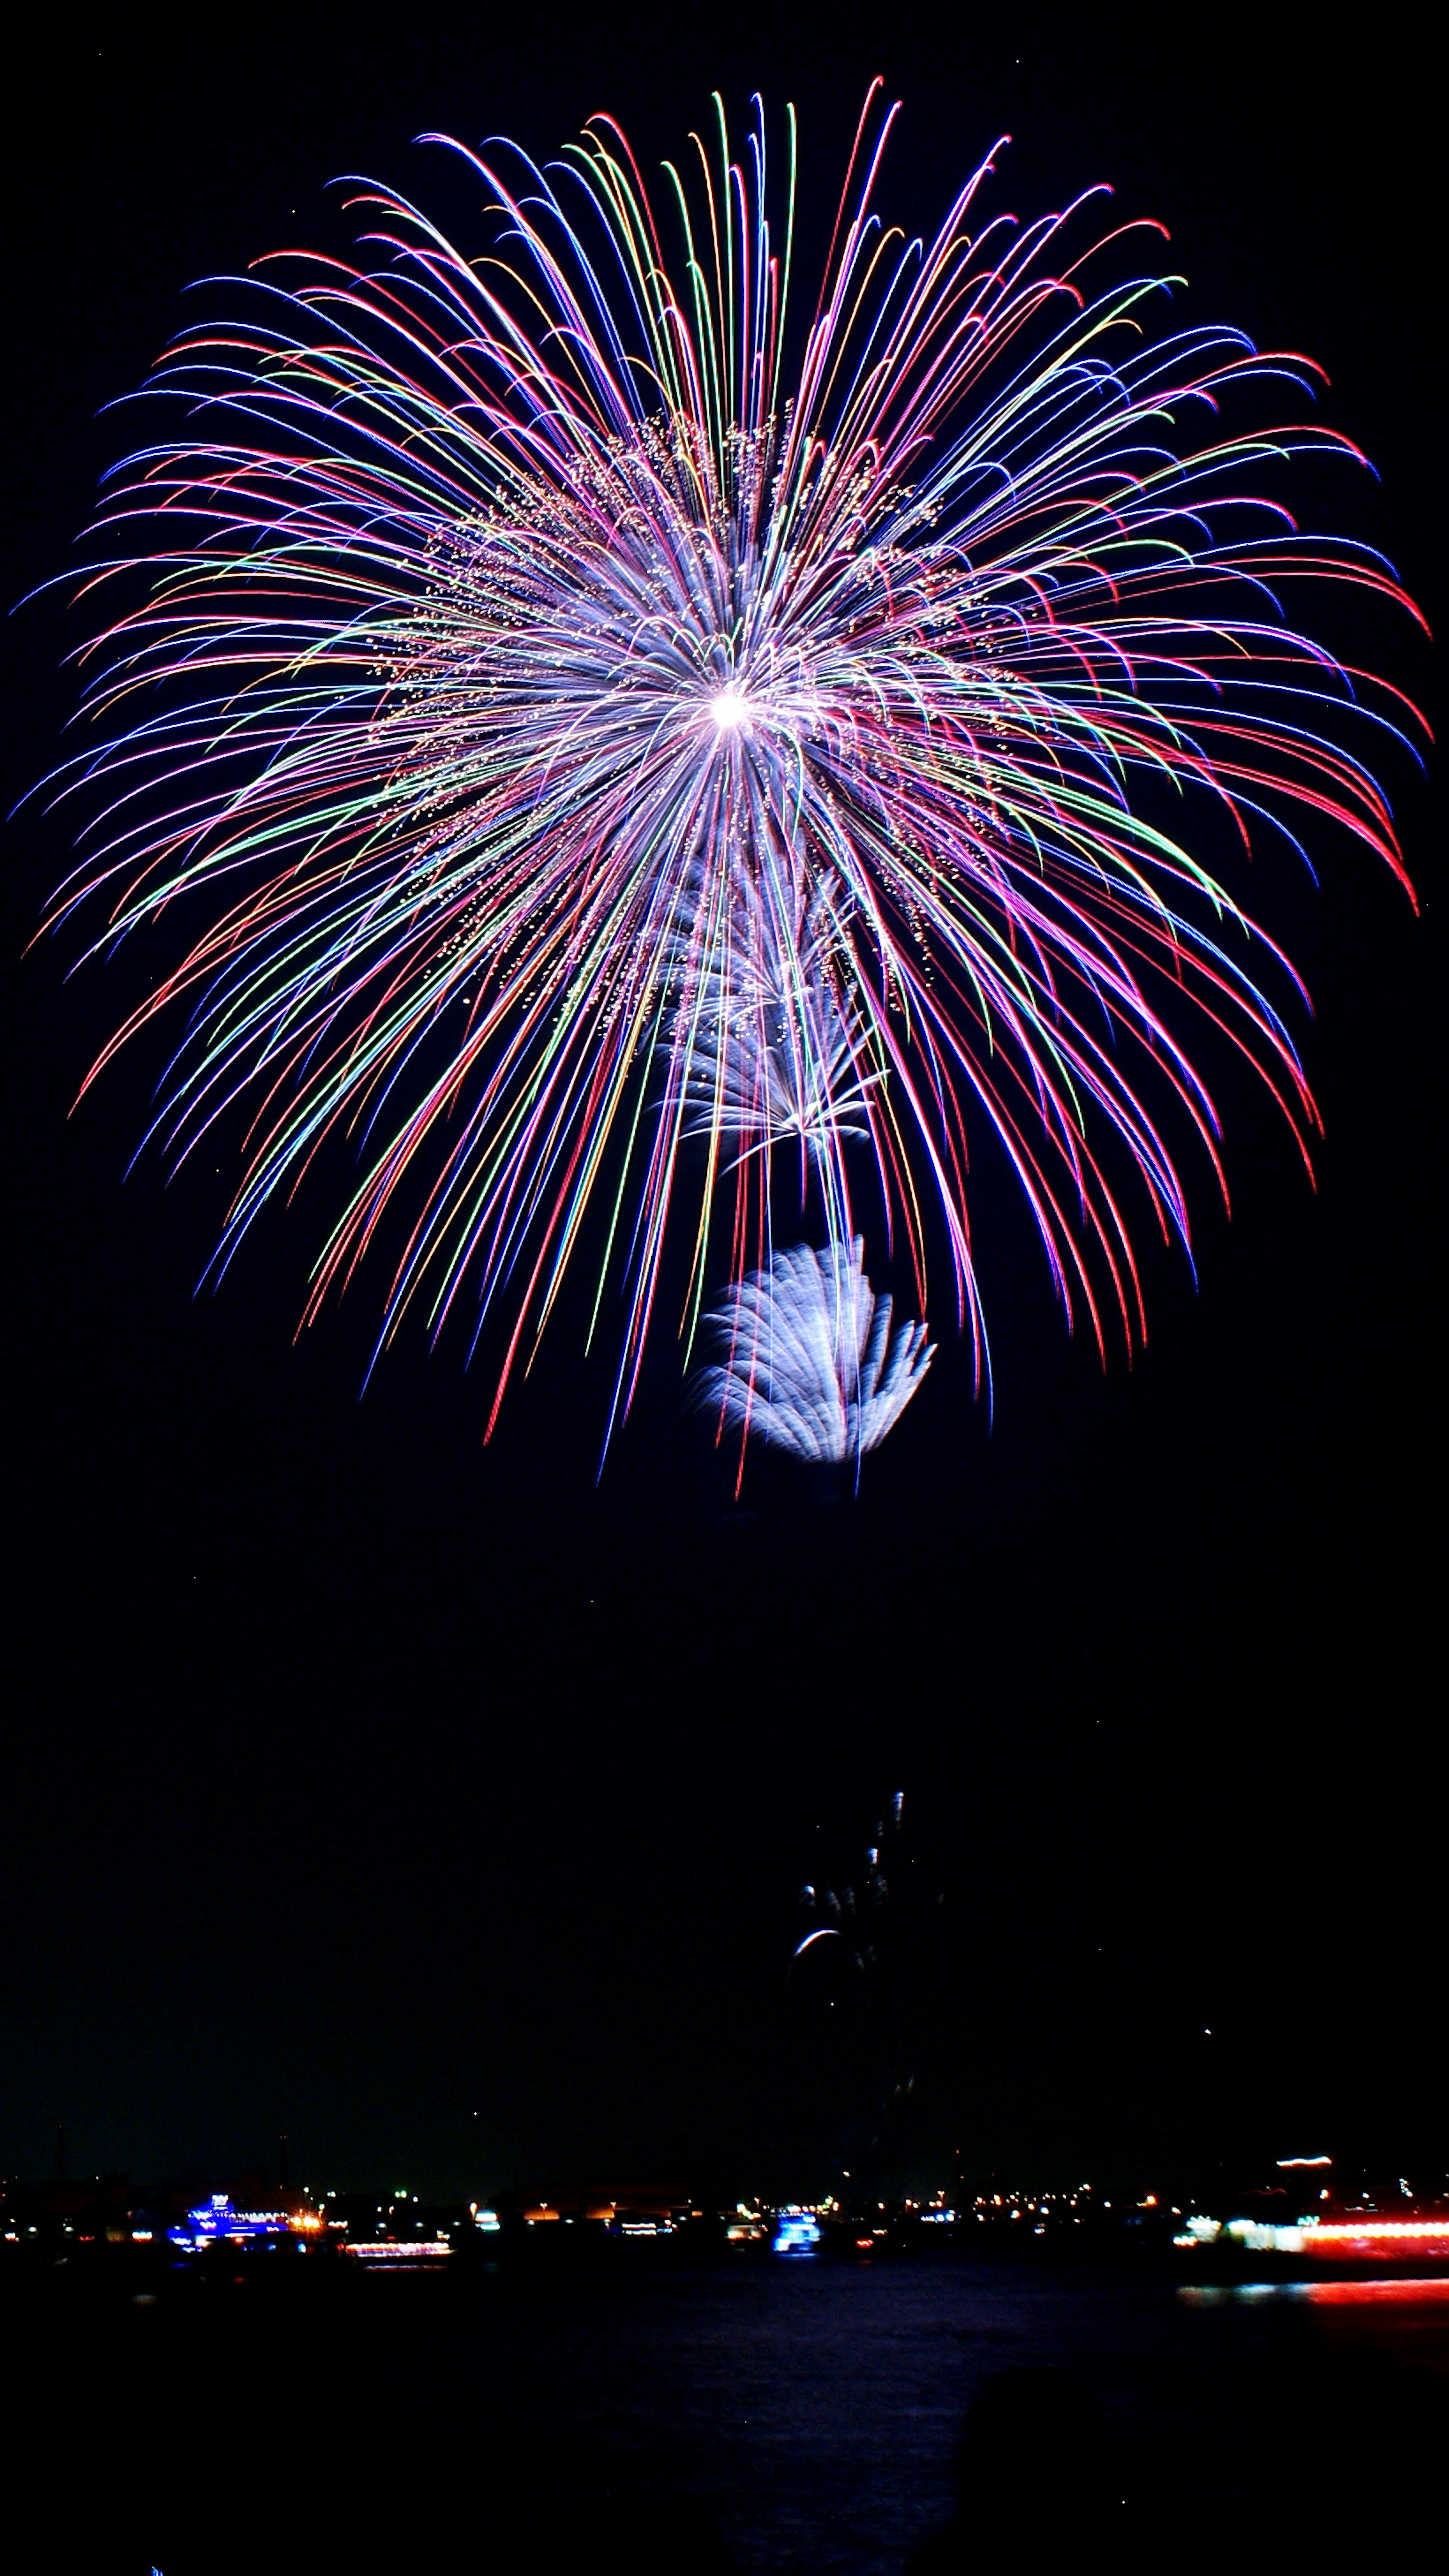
[167,2193,291,2250]
[772,2208,821,2257]
[1175,2214,1449,2257]
[1303,2219,1449,2248]
[344,2239,452,2264]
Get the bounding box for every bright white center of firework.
[709,688,749,729]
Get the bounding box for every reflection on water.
[1303,2276,1449,2304]
[9,2258,1447,2570]
[1182,2276,1449,2308]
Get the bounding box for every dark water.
[14,2256,1448,2569]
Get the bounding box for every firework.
[677,868,879,1164]
[700,1236,933,1461]
[789,1790,946,2183]
[42,87,1421,1455]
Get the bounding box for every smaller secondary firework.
[699,1238,933,1461]
[674,865,880,1166]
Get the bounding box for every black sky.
[3,6,1439,2199]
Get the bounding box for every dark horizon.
[3,11,1439,2204]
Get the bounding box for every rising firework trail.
[37,86,1423,1460]
[790,1791,948,2182]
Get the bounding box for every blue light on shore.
[168,2192,289,2249]
[772,2209,821,2257]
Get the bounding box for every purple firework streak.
[40,85,1423,1459]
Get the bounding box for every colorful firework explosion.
[41,86,1422,1457]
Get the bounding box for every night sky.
[3,10,1438,2202]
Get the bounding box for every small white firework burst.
[699,1237,933,1461]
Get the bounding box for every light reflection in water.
[1180,2277,1449,2308]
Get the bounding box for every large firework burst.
[43,86,1420,1454]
